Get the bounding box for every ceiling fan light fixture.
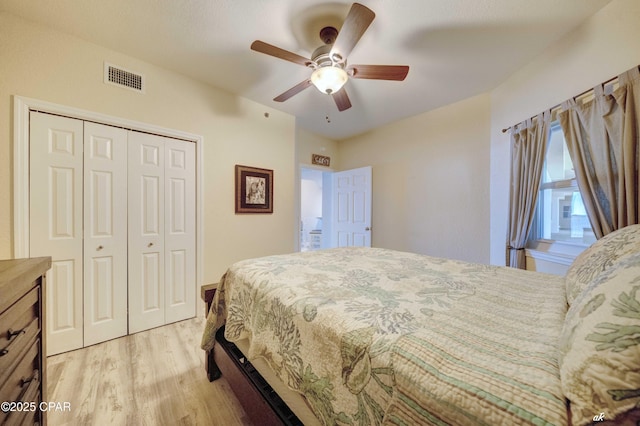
[310,66,348,95]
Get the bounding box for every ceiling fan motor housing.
[310,44,346,70]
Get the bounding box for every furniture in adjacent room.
[308,230,322,250]
[0,257,51,426]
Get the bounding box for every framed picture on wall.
[235,165,273,213]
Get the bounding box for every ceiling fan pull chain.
[325,91,333,123]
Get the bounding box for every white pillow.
[565,224,640,305]
[559,251,640,425]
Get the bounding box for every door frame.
[12,95,204,289]
[298,165,334,251]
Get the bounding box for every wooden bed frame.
[201,284,302,426]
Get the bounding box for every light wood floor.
[46,312,254,426]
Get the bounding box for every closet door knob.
[97,245,104,250]
[148,242,154,247]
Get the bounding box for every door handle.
[365,227,371,231]
[97,245,104,251]
[148,242,154,247]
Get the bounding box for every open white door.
[331,166,372,247]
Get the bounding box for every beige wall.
[0,12,296,282]
[338,94,491,263]
[489,0,640,265]
[296,127,339,170]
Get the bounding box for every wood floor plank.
[46,314,254,425]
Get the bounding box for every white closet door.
[164,139,196,324]
[128,132,166,333]
[30,111,84,355]
[83,122,128,346]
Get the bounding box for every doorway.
[300,167,332,251]
[299,165,372,251]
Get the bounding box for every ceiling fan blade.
[348,65,409,81]
[332,89,352,112]
[251,40,311,67]
[330,3,375,61]
[273,79,313,102]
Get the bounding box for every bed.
[201,224,640,425]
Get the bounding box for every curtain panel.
[559,66,640,238]
[506,111,551,268]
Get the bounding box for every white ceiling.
[1,0,612,139]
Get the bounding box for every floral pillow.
[565,224,640,306]
[559,251,640,425]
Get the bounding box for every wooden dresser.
[0,257,51,426]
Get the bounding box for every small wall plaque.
[311,154,331,167]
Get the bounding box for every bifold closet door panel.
[128,132,166,333]
[83,122,128,346]
[164,139,196,324]
[29,111,84,355]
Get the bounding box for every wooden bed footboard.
[201,284,302,426]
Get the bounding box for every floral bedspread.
[201,247,569,425]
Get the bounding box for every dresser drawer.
[0,287,40,378]
[0,339,40,425]
[2,371,41,426]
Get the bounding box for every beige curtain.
[558,66,640,238]
[507,111,551,268]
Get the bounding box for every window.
[534,122,596,246]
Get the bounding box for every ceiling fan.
[251,2,409,112]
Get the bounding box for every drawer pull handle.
[20,370,39,388]
[8,328,26,339]
[0,328,27,356]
